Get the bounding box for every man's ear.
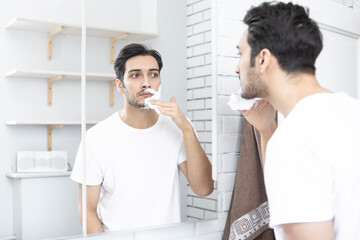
[258,48,271,74]
[116,79,124,94]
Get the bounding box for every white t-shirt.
[265,92,360,240]
[71,112,187,231]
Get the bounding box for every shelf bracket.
[48,75,65,106]
[110,33,129,64]
[47,124,64,151]
[110,80,116,107]
[48,26,64,60]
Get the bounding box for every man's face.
[236,29,268,99]
[120,55,161,108]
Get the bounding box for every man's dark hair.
[114,43,163,84]
[244,2,323,74]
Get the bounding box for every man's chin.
[241,92,255,100]
[128,101,146,109]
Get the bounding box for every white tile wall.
[193,43,212,56]
[193,110,212,121]
[222,153,240,173]
[217,18,243,39]
[217,76,239,95]
[188,56,206,68]
[188,77,205,89]
[217,56,238,75]
[205,143,212,154]
[188,99,206,110]
[192,0,211,13]
[193,87,212,98]
[217,37,239,57]
[193,65,212,77]
[197,131,212,143]
[193,198,217,210]
[188,12,204,26]
[186,0,216,223]
[193,20,212,34]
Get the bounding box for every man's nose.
[141,76,151,88]
[235,64,240,74]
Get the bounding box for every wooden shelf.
[6,17,159,62]
[6,17,158,39]
[6,69,117,106]
[5,69,115,81]
[6,120,100,151]
[5,171,72,179]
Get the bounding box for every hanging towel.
[222,118,275,240]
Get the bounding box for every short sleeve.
[265,137,334,227]
[70,138,103,186]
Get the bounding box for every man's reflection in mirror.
[70,43,213,233]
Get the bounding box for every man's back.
[265,92,360,239]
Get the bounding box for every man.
[71,43,213,233]
[235,2,360,240]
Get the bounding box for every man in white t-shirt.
[234,2,360,240]
[71,43,213,233]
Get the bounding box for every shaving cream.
[143,86,161,114]
[228,88,261,111]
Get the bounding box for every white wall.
[186,0,217,221]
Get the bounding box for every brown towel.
[222,118,275,240]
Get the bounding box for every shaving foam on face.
[228,88,261,111]
[143,86,161,114]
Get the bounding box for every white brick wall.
[186,0,246,231]
[222,153,240,173]
[186,0,216,222]
[217,75,239,95]
[193,42,212,56]
[214,2,249,238]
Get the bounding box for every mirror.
[79,0,218,234]
[1,0,217,239]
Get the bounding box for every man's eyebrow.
[128,68,159,73]
[128,69,141,73]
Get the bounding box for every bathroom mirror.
[81,0,217,235]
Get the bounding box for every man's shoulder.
[87,112,118,137]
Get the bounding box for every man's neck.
[268,73,330,117]
[118,103,159,129]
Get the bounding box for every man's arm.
[178,127,214,196]
[282,221,334,240]
[77,184,104,234]
[151,97,214,196]
[241,99,277,168]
